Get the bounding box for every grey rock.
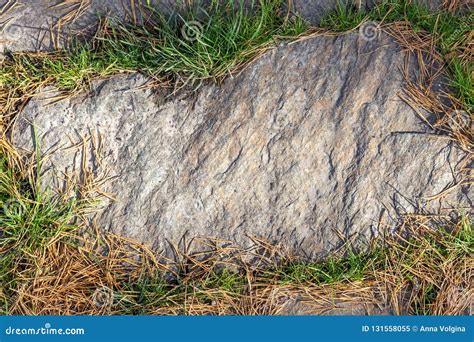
[12,32,470,256]
[279,297,393,315]
[0,0,173,53]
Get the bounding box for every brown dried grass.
[3,200,472,315]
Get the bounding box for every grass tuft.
[0,139,80,313]
[96,0,308,81]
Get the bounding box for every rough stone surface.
[279,297,393,315]
[0,0,462,53]
[0,0,174,53]
[13,32,470,256]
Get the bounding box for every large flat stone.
[12,32,470,256]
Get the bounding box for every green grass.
[98,0,308,81]
[0,140,80,313]
[0,0,308,99]
[319,2,367,31]
[116,271,180,314]
[320,0,474,111]
[274,250,379,284]
[0,167,77,252]
[116,268,245,314]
